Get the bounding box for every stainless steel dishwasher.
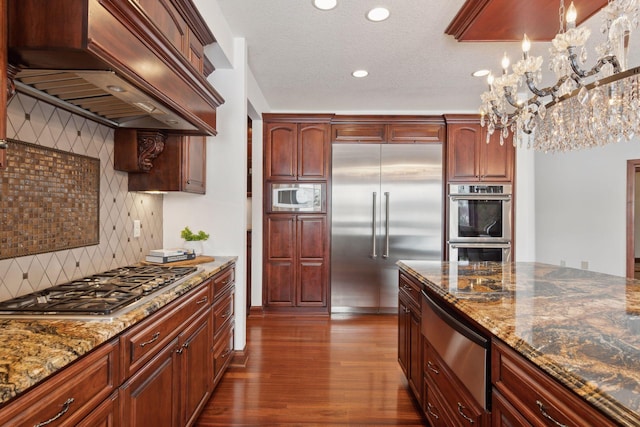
[422,290,490,410]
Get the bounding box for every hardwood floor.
[196,314,426,426]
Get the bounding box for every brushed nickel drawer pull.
[221,310,232,318]
[177,342,189,354]
[427,361,439,374]
[34,397,74,427]
[221,348,232,358]
[457,402,474,424]
[196,296,208,304]
[221,278,231,285]
[426,403,439,420]
[402,284,413,292]
[139,332,160,347]
[536,400,568,427]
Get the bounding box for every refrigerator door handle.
[371,192,378,258]
[383,192,390,259]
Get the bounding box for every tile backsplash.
[0,93,163,301]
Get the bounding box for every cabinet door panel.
[298,216,326,259]
[265,261,295,305]
[397,297,409,376]
[265,123,297,180]
[297,261,325,305]
[120,338,179,427]
[298,123,329,179]
[447,124,480,181]
[183,135,206,193]
[266,216,295,259]
[331,123,386,143]
[408,306,422,399]
[481,130,514,182]
[180,309,211,426]
[492,389,532,427]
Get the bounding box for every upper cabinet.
[445,115,515,183]
[115,130,206,194]
[331,118,446,144]
[264,117,331,181]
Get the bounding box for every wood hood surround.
[6,0,223,138]
[446,0,608,41]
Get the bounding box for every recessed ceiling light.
[313,0,337,10]
[366,7,390,22]
[472,69,491,77]
[352,70,369,78]
[106,85,125,93]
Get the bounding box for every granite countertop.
[0,255,237,406]
[397,260,640,427]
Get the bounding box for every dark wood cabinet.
[492,339,617,427]
[263,115,331,315]
[122,134,206,194]
[264,214,328,312]
[121,336,181,427]
[398,273,423,402]
[331,121,445,144]
[179,309,212,427]
[265,122,330,181]
[445,116,514,183]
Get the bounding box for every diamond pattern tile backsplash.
[0,93,163,302]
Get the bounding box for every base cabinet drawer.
[76,391,119,427]
[213,323,234,387]
[492,339,616,427]
[0,340,119,427]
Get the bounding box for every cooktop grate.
[0,265,198,316]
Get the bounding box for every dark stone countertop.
[0,256,237,406]
[398,260,640,427]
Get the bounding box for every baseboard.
[248,306,264,317]
[231,347,249,368]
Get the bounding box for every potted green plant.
[181,226,209,256]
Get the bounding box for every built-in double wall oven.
[448,184,512,262]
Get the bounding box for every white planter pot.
[183,240,204,256]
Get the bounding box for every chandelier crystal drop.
[479,0,640,153]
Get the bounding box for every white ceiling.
[214,0,527,114]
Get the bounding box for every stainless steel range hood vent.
[15,69,198,131]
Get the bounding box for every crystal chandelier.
[480,0,640,152]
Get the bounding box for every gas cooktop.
[0,265,199,319]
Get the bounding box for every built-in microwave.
[270,183,324,212]
[448,184,512,242]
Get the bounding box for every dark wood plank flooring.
[196,314,426,426]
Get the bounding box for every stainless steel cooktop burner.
[0,265,198,318]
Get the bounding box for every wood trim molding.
[626,159,640,278]
[230,348,249,368]
[446,0,608,42]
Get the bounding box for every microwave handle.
[383,192,390,259]
[450,194,512,201]
[371,192,377,259]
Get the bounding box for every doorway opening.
[626,159,640,278]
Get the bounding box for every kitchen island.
[398,260,640,427]
[0,255,236,420]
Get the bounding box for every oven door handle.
[450,195,511,201]
[449,242,511,249]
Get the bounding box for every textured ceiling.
[213,0,624,114]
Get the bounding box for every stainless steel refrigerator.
[331,143,443,313]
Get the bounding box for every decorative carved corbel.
[137,130,166,172]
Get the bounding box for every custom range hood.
[7,0,224,135]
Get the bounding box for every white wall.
[532,140,640,276]
[514,136,536,262]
